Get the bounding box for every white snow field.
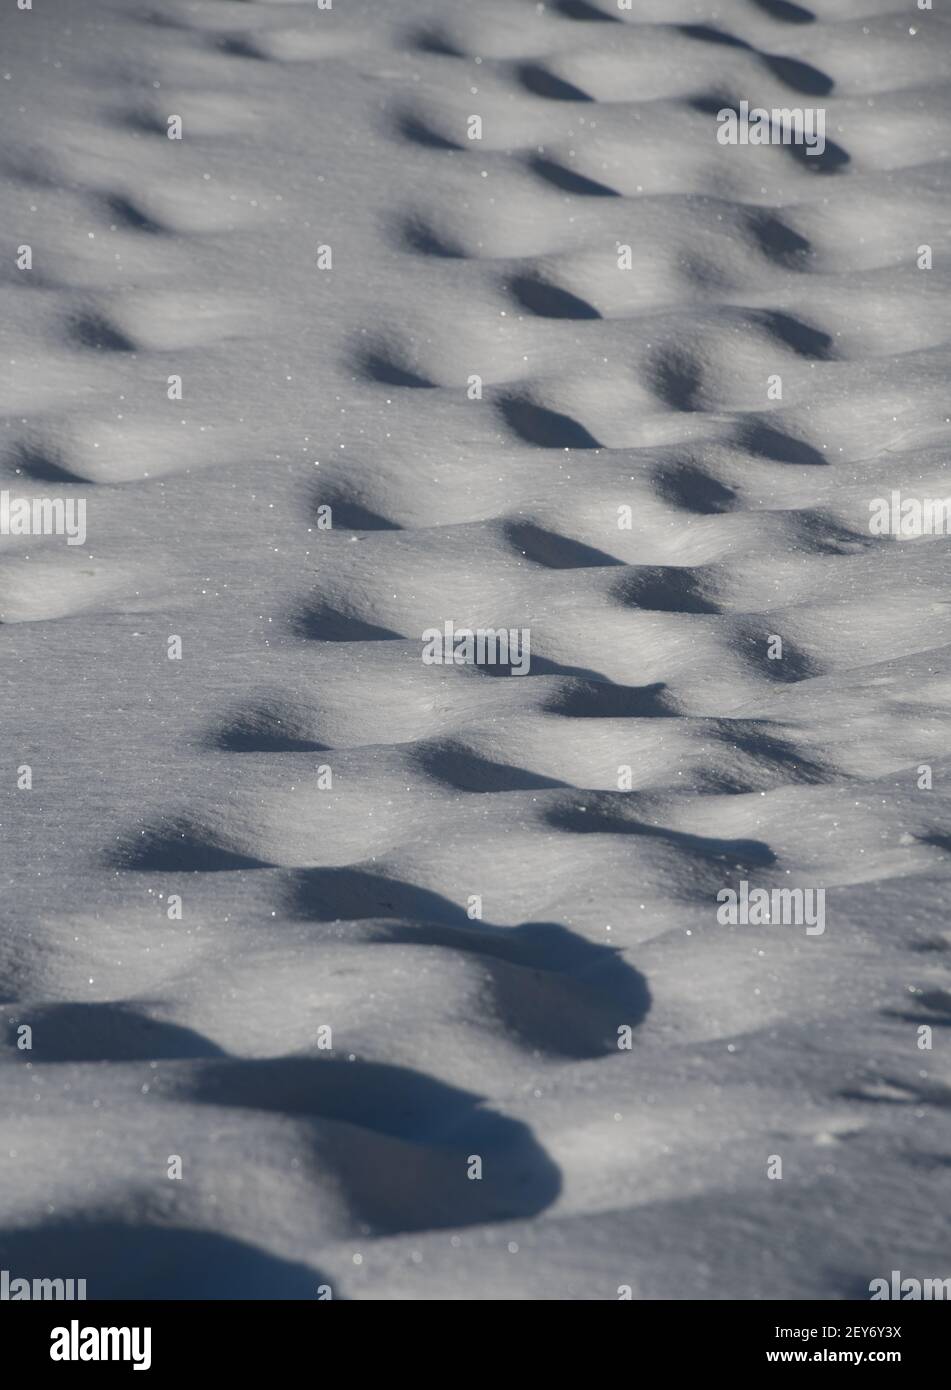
[0,0,950,1300]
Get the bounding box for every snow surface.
[1,0,950,1299]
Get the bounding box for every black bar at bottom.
[4,1299,946,1374]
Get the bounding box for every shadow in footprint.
[103,193,165,235]
[785,135,850,175]
[651,462,737,513]
[0,1223,326,1300]
[751,0,814,20]
[108,820,273,873]
[543,677,677,718]
[413,739,569,792]
[517,64,592,101]
[498,396,601,449]
[410,27,465,57]
[916,831,951,860]
[504,520,621,569]
[358,350,436,390]
[186,1054,563,1230]
[214,730,328,753]
[217,35,267,61]
[476,651,590,681]
[689,92,740,117]
[5,443,87,485]
[761,52,832,95]
[394,215,466,259]
[883,997,951,1029]
[546,797,776,868]
[757,309,834,359]
[293,605,403,642]
[528,155,619,197]
[5,1002,226,1062]
[397,113,462,151]
[713,102,845,170]
[317,498,401,532]
[553,0,619,19]
[611,566,719,614]
[508,274,601,320]
[909,989,951,1017]
[678,23,750,49]
[648,347,705,412]
[680,24,828,102]
[735,419,827,466]
[840,1076,951,1110]
[716,721,835,784]
[68,312,136,353]
[469,649,607,680]
[286,868,651,1060]
[790,512,870,555]
[120,107,180,137]
[745,210,813,267]
[208,704,330,754]
[738,627,822,683]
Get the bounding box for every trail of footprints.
[4,0,951,1296]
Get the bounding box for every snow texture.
[0,0,950,1300]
